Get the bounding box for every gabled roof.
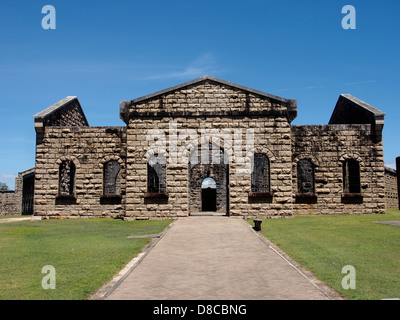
[120,75,297,123]
[329,94,385,142]
[33,96,89,133]
[329,94,385,124]
[33,96,80,120]
[338,94,385,117]
[130,75,291,104]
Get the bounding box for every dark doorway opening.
[201,177,217,212]
[22,173,34,215]
[188,144,229,216]
[202,188,217,212]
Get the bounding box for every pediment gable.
[120,75,297,123]
[33,96,89,133]
[329,94,385,142]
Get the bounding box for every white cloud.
[145,53,221,80]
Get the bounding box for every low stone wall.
[0,190,20,215]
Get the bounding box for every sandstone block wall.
[125,117,293,219]
[124,80,294,219]
[0,176,22,215]
[384,167,398,209]
[34,127,126,218]
[291,124,385,214]
[130,81,289,115]
[0,191,20,215]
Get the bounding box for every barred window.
[343,159,361,193]
[147,155,166,193]
[103,160,120,195]
[59,160,75,195]
[297,159,315,194]
[251,153,270,193]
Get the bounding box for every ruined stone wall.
[384,167,398,209]
[34,126,126,218]
[0,176,22,215]
[125,81,293,219]
[0,191,20,215]
[291,124,386,214]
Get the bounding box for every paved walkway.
[0,217,31,223]
[105,216,338,300]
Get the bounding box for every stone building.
[32,75,387,219]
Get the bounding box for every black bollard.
[253,219,262,231]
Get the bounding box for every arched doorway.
[201,178,217,212]
[188,143,229,216]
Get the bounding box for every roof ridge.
[124,75,292,105]
[33,96,78,119]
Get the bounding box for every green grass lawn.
[249,209,400,300]
[0,218,172,300]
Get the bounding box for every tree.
[0,182,9,191]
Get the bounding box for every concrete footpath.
[99,216,341,300]
[0,217,31,223]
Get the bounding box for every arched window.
[103,160,120,195]
[297,159,315,194]
[251,153,270,193]
[59,160,75,195]
[147,154,166,193]
[343,159,361,193]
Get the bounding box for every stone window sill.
[295,193,317,204]
[101,194,122,199]
[341,193,363,199]
[295,193,317,199]
[248,192,273,198]
[55,194,77,205]
[100,194,122,204]
[56,194,76,200]
[341,193,363,204]
[144,192,169,199]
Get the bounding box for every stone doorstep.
[189,211,227,216]
[88,219,177,300]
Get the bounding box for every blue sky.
[1,0,399,189]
